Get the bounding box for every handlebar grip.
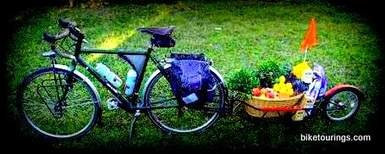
[58,18,84,40]
[43,32,56,43]
[43,29,69,43]
[58,18,76,28]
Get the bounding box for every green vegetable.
[227,68,259,94]
[256,59,285,88]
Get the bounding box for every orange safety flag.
[300,18,318,53]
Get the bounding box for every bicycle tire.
[16,65,101,140]
[143,66,226,133]
[323,87,363,121]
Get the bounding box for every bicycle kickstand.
[128,109,141,145]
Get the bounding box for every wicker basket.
[245,93,305,118]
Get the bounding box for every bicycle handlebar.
[43,19,86,61]
[43,18,85,44]
[59,18,76,28]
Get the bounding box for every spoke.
[151,97,177,104]
[63,111,82,127]
[22,98,48,106]
[18,69,100,137]
[22,96,58,116]
[327,108,341,112]
[23,105,50,113]
[67,97,93,104]
[327,103,348,111]
[329,100,340,106]
[145,71,224,132]
[328,109,348,117]
[150,105,179,109]
[65,101,94,108]
[26,108,50,120]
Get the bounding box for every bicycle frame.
[54,46,168,112]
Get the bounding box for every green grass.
[6,0,381,151]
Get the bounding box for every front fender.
[324,84,364,100]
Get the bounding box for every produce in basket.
[273,76,294,98]
[246,61,311,118]
[252,87,277,99]
[247,60,314,100]
[252,87,261,96]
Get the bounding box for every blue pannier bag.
[169,53,216,105]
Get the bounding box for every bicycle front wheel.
[16,66,101,139]
[144,67,226,133]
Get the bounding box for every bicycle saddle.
[138,26,175,36]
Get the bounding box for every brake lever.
[68,34,88,43]
[83,39,89,44]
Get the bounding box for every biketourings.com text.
[300,134,371,143]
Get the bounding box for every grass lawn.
[6,0,382,152]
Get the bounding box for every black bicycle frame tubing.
[80,48,147,55]
[75,55,133,108]
[79,48,151,97]
[74,36,83,57]
[73,49,153,109]
[72,37,165,110]
[148,49,167,74]
[131,48,152,94]
[81,48,151,95]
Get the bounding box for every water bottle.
[95,63,122,88]
[124,69,137,96]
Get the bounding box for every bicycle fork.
[40,52,78,118]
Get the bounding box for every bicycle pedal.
[107,98,120,110]
[181,106,188,111]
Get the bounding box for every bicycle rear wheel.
[144,67,226,133]
[16,66,101,139]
